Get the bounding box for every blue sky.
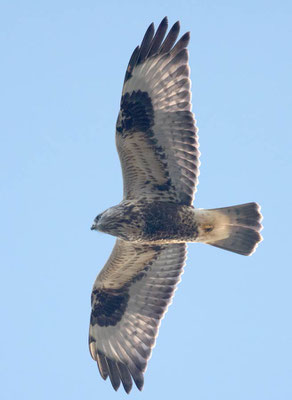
[1,1,291,399]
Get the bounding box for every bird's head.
[90,213,103,232]
[90,206,123,235]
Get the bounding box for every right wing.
[89,239,186,393]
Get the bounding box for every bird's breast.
[116,201,197,243]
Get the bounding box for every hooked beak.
[90,223,96,231]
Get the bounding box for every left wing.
[116,17,200,206]
[89,239,186,393]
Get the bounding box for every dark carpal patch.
[90,245,163,328]
[91,288,129,327]
[117,90,154,135]
[116,91,178,199]
[153,178,172,191]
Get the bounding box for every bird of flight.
[89,17,263,393]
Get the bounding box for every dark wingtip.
[137,22,155,64]
[106,358,121,391]
[161,16,168,25]
[170,31,191,56]
[95,350,109,380]
[145,22,155,38]
[124,17,188,84]
[117,362,133,394]
[148,17,169,57]
[173,20,180,32]
[134,375,144,391]
[185,31,191,41]
[124,385,132,394]
[159,20,181,54]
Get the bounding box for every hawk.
[89,17,263,393]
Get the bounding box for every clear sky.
[1,1,291,399]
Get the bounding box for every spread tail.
[205,202,263,256]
